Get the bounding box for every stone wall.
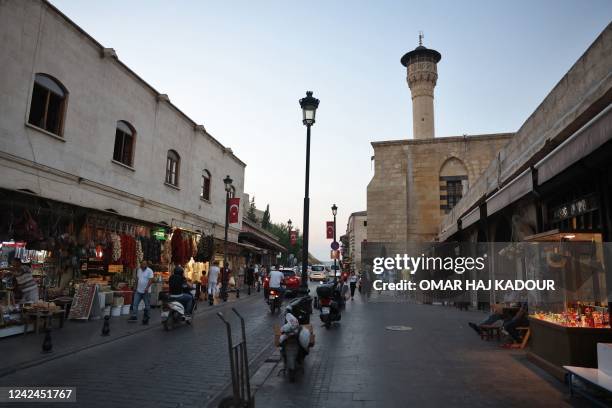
[367,134,513,244]
[0,0,245,240]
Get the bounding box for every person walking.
[349,271,358,300]
[246,263,255,295]
[207,260,221,306]
[130,260,154,324]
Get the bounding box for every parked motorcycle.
[160,289,196,330]
[278,304,313,382]
[316,283,341,329]
[268,287,283,313]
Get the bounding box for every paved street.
[255,287,588,408]
[0,291,278,408]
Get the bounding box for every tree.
[267,222,304,265]
[261,204,271,230]
[247,197,258,223]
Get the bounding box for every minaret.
[401,33,441,140]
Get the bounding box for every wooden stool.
[479,324,501,341]
[515,327,530,349]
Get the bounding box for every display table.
[527,317,612,380]
[22,309,65,334]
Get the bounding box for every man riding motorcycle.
[269,265,285,300]
[168,266,194,316]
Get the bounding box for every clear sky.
[51,0,611,260]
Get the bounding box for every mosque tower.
[401,33,441,140]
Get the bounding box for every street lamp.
[221,174,233,301]
[332,204,338,284]
[287,219,292,266]
[299,91,320,293]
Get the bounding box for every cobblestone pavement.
[0,290,280,408]
[255,288,589,408]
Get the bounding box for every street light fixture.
[221,175,233,301]
[287,219,293,266]
[332,204,338,284]
[299,91,319,293]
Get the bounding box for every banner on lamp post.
[326,221,334,239]
[228,198,240,224]
[290,230,297,245]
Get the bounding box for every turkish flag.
[228,198,240,224]
[290,230,297,245]
[326,221,334,239]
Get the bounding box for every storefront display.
[524,231,612,378]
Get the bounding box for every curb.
[0,294,254,378]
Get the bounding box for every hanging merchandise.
[111,233,121,262]
[195,234,214,262]
[161,238,172,264]
[171,229,188,266]
[136,239,143,265]
[120,234,136,270]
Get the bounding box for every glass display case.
[522,232,612,377]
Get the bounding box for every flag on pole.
[326,221,334,239]
[290,230,297,245]
[228,198,240,224]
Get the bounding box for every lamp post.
[221,175,233,301]
[299,91,320,293]
[287,219,292,266]
[332,204,338,284]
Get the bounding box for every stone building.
[345,211,367,274]
[0,0,246,242]
[366,40,513,249]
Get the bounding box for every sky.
[51,0,611,260]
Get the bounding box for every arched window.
[201,170,211,201]
[439,157,468,214]
[165,150,180,187]
[28,73,68,136]
[113,121,135,167]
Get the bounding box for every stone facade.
[0,0,245,241]
[346,211,367,274]
[367,134,513,244]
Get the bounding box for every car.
[328,264,341,278]
[281,268,301,296]
[309,265,327,281]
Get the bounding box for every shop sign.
[552,195,598,221]
[153,228,166,240]
[108,264,123,273]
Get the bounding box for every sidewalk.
[253,294,583,408]
[0,291,244,377]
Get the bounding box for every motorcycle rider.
[269,265,285,300]
[168,266,194,316]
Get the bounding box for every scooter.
[316,283,341,329]
[160,289,196,331]
[278,302,312,382]
[268,287,283,313]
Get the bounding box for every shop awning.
[536,106,612,185]
[486,168,533,216]
[460,206,480,230]
[439,222,459,242]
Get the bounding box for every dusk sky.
[51,0,611,260]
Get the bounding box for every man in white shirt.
[130,260,154,324]
[207,260,221,306]
[269,265,285,296]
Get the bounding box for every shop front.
[0,189,222,337]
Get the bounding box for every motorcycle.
[278,300,313,382]
[160,289,196,330]
[316,283,341,329]
[268,287,283,313]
